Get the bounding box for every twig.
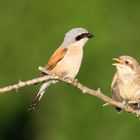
[0,66,140,117]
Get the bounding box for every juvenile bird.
[29,28,93,110]
[111,55,140,111]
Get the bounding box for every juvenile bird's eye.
[125,61,129,64]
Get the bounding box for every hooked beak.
[86,33,94,39]
[112,58,123,66]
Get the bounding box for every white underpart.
[53,38,88,79]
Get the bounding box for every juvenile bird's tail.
[28,81,52,110]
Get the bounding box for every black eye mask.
[75,33,93,41]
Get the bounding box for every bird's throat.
[118,71,136,84]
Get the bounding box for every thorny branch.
[0,66,140,117]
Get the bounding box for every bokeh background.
[0,0,140,140]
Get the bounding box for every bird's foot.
[59,73,78,84]
[128,100,140,110]
[122,100,129,108]
[73,79,78,84]
[59,73,67,79]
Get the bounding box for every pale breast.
[52,45,83,78]
[119,83,140,101]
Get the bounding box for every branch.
[0,66,140,117]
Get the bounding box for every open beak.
[112,58,123,66]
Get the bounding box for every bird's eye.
[75,33,87,41]
[75,34,83,41]
[125,61,129,65]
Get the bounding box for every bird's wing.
[29,47,68,110]
[111,72,123,111]
[45,47,68,70]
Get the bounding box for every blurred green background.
[0,0,140,140]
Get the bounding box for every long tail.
[28,81,52,110]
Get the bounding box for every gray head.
[113,55,140,75]
[61,28,93,47]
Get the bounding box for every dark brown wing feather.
[111,72,123,111]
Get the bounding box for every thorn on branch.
[0,65,140,117]
[102,103,110,107]
[82,89,87,94]
[97,88,102,94]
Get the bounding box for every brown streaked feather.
[45,47,67,71]
[111,72,123,111]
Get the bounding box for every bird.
[29,27,93,110]
[111,55,140,111]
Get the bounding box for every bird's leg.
[59,73,71,84]
[59,73,78,85]
[122,99,129,107]
[59,72,68,80]
[72,79,78,84]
